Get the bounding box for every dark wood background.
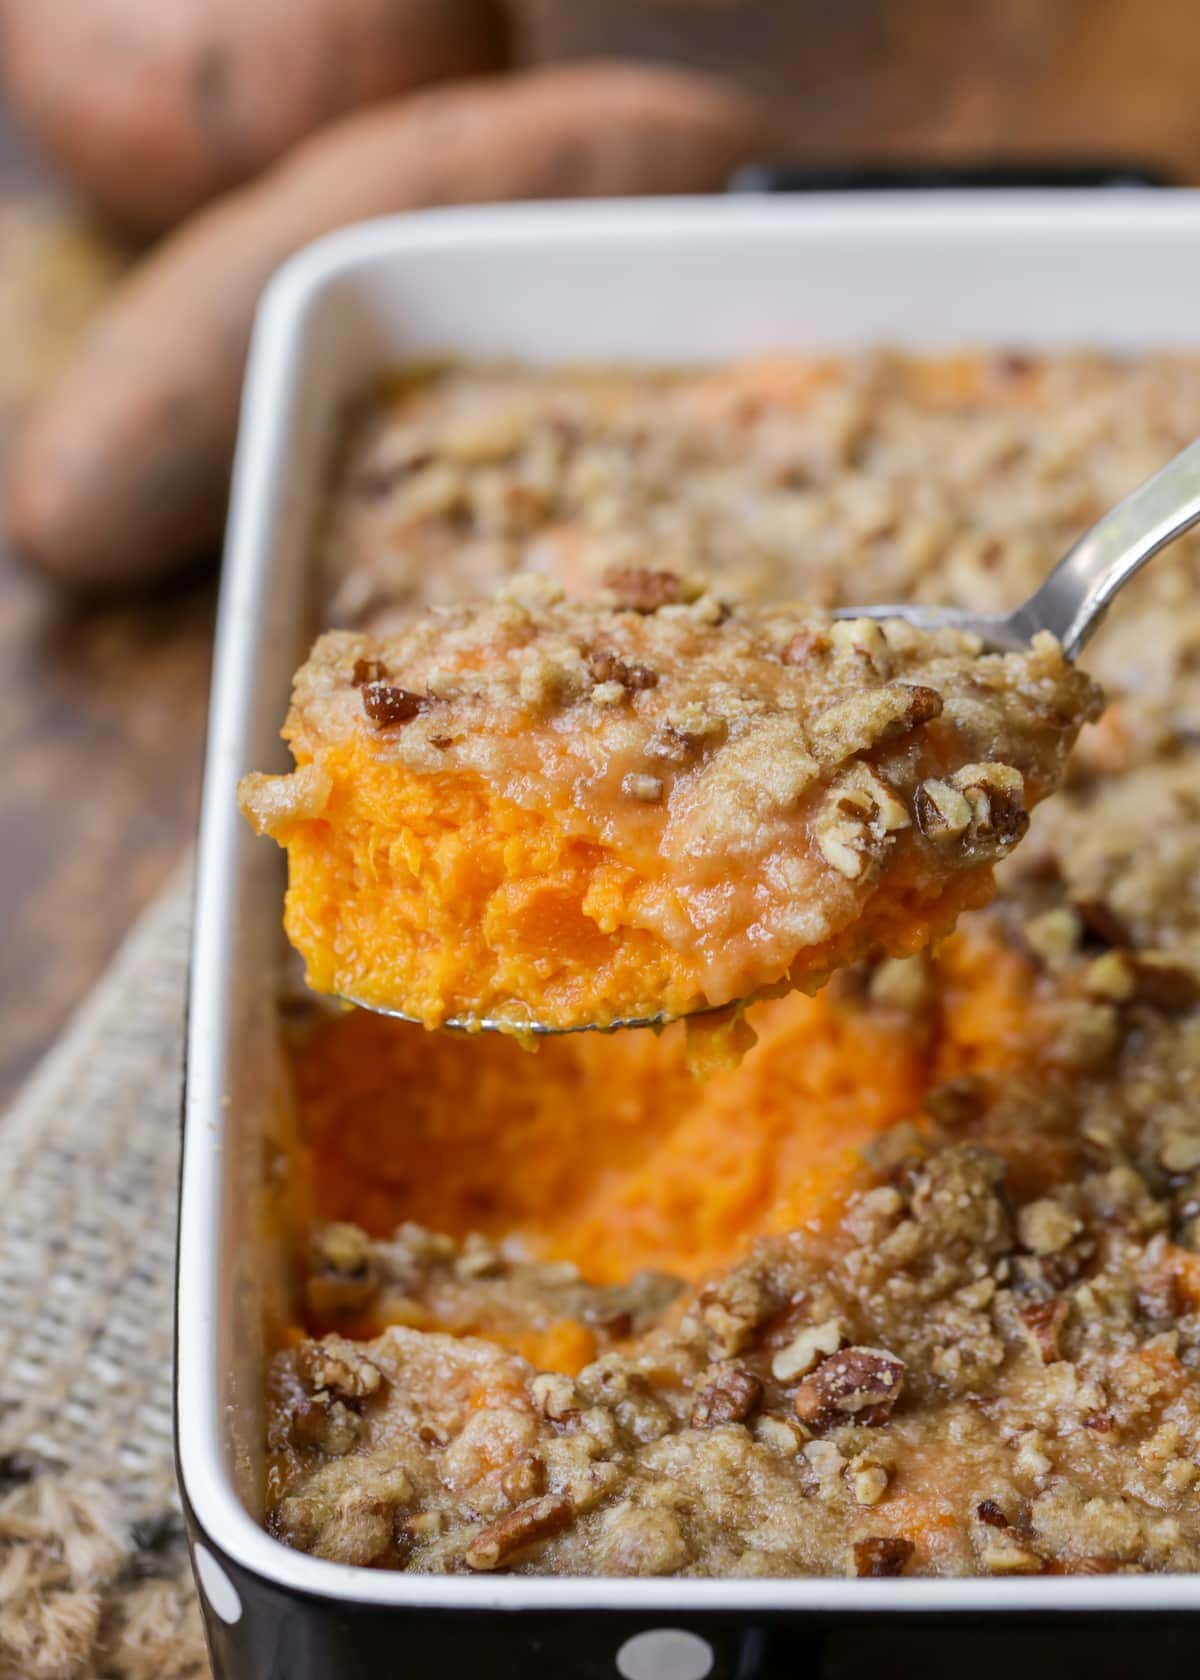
[6,0,1200,1108]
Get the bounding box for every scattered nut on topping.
[351,657,387,688]
[297,1338,383,1402]
[588,647,658,690]
[602,566,685,613]
[830,617,891,670]
[755,1415,803,1456]
[361,682,426,726]
[464,1494,574,1572]
[1019,1298,1069,1363]
[816,765,911,879]
[981,1538,1046,1575]
[690,1364,763,1428]
[530,1372,580,1422]
[956,762,1027,849]
[851,1465,890,1507]
[914,777,972,841]
[771,1317,844,1383]
[853,1536,913,1577]
[793,1346,906,1430]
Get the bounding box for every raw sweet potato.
[0,0,510,235]
[4,62,773,589]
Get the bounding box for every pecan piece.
[793,1346,905,1431]
[296,1337,383,1402]
[976,1499,1009,1528]
[361,682,427,726]
[816,765,910,880]
[603,566,683,613]
[771,1317,844,1383]
[943,762,1029,857]
[914,777,972,843]
[351,657,388,688]
[853,1536,913,1577]
[1073,896,1130,950]
[530,1372,581,1421]
[781,627,830,666]
[1124,953,1199,1011]
[587,648,658,691]
[1019,1298,1068,1363]
[881,683,943,739]
[690,1365,763,1428]
[464,1494,574,1572]
[500,1453,547,1505]
[288,1395,362,1456]
[305,1222,379,1319]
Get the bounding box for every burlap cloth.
[0,858,210,1680]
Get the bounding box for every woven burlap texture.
[0,859,210,1680]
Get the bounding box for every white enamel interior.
[181,192,1200,1611]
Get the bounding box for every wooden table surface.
[6,0,1200,1108]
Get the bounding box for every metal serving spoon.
[349,434,1200,1036]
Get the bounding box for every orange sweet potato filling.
[282,735,998,1033]
[288,926,1043,1298]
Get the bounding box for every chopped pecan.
[793,1346,905,1430]
[976,1499,1009,1528]
[816,765,911,879]
[351,657,388,687]
[361,682,427,726]
[602,566,683,613]
[1124,953,1199,1011]
[993,350,1038,381]
[529,1372,581,1422]
[882,683,943,738]
[288,1395,362,1456]
[781,627,830,666]
[297,1337,383,1402]
[851,1464,890,1506]
[981,1537,1045,1574]
[914,777,972,842]
[690,1365,763,1428]
[946,762,1029,856]
[306,1223,380,1319]
[853,1536,914,1577]
[587,648,658,691]
[810,682,942,767]
[501,1453,547,1505]
[464,1494,574,1572]
[771,1317,844,1383]
[1073,896,1130,951]
[1019,1298,1068,1363]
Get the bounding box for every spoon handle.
[1005,434,1200,659]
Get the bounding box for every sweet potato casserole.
[257,353,1200,1579]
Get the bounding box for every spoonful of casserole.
[237,435,1200,1034]
[238,582,1103,1035]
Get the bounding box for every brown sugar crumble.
[263,351,1200,1579]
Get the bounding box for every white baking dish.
[180,193,1200,1677]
